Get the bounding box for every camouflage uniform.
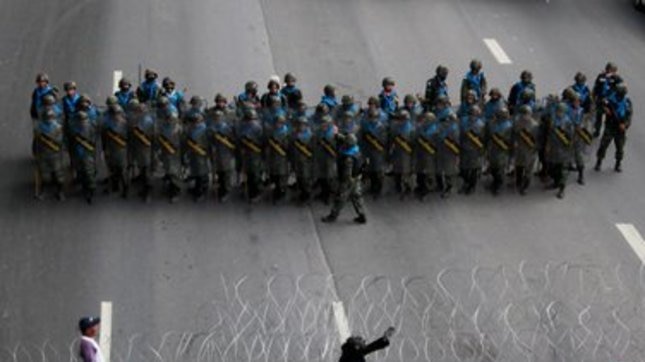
[69,111,98,203]
[435,104,460,197]
[238,110,265,202]
[127,101,155,201]
[314,116,338,204]
[546,103,575,198]
[512,106,540,195]
[358,108,388,198]
[486,108,513,195]
[266,117,290,203]
[156,103,183,202]
[389,110,415,198]
[101,101,129,198]
[595,85,632,173]
[183,114,211,201]
[207,110,237,202]
[291,117,315,204]
[414,113,439,199]
[34,110,65,200]
[458,106,486,195]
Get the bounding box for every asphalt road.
[1,0,645,361]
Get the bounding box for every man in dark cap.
[339,327,395,362]
[78,316,102,362]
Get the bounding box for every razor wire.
[2,262,645,362]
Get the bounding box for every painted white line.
[483,38,513,65]
[112,70,123,94]
[332,301,350,342]
[99,301,112,362]
[616,223,645,263]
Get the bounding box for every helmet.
[367,108,380,119]
[119,78,132,89]
[323,84,336,96]
[106,96,118,106]
[404,94,416,104]
[189,113,204,123]
[489,87,502,98]
[435,95,449,106]
[245,81,258,93]
[269,75,281,84]
[320,115,333,124]
[35,73,49,83]
[518,105,532,116]
[562,88,577,101]
[316,103,330,114]
[341,111,354,120]
[162,77,175,89]
[422,112,436,122]
[157,96,170,107]
[44,109,57,120]
[341,95,354,105]
[367,96,379,106]
[43,94,56,105]
[189,95,202,106]
[465,90,477,102]
[615,83,628,96]
[344,134,358,146]
[470,59,482,71]
[296,116,308,124]
[284,73,296,83]
[520,70,533,82]
[469,105,482,117]
[382,77,395,87]
[605,62,618,72]
[520,89,535,101]
[78,94,92,105]
[144,69,158,80]
[574,72,586,84]
[397,109,410,120]
[214,93,227,103]
[275,115,287,125]
[496,107,510,119]
[77,111,89,120]
[211,110,224,120]
[128,98,141,109]
[269,95,282,106]
[556,102,568,114]
[245,108,258,120]
[63,81,77,91]
[267,79,280,89]
[436,65,449,78]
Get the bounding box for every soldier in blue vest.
[459,106,486,195]
[311,103,332,129]
[115,78,135,109]
[379,77,399,117]
[320,84,339,111]
[101,97,129,198]
[389,109,415,199]
[339,110,359,135]
[595,84,631,173]
[435,98,460,198]
[161,77,186,114]
[183,113,211,202]
[238,109,265,203]
[156,96,183,203]
[314,115,338,204]
[563,89,591,185]
[62,81,81,176]
[69,111,98,204]
[281,73,303,111]
[136,69,161,105]
[322,134,366,224]
[77,95,100,125]
[569,72,592,115]
[237,81,261,110]
[291,116,315,204]
[207,110,237,202]
[262,95,288,131]
[457,90,478,119]
[127,99,155,202]
[266,115,290,203]
[261,78,287,109]
[460,59,487,106]
[546,103,575,198]
[508,70,536,115]
[512,105,540,195]
[424,65,449,112]
[359,108,388,199]
[338,95,361,120]
[483,88,506,124]
[414,112,439,200]
[183,96,206,124]
[30,73,57,121]
[34,109,65,201]
[487,108,513,196]
[401,94,423,125]
[592,62,623,137]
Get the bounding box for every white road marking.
[112,70,123,94]
[616,223,645,263]
[332,301,350,342]
[100,301,112,362]
[483,38,513,64]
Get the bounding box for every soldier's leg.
[415,172,427,197]
[350,182,367,224]
[515,166,525,194]
[167,173,181,203]
[52,166,66,201]
[441,173,453,198]
[595,130,613,170]
[435,173,445,193]
[394,173,402,194]
[248,170,261,202]
[490,166,502,195]
[458,168,468,193]
[593,108,604,137]
[553,163,566,198]
[140,166,152,201]
[299,176,312,204]
[323,183,348,222]
[575,149,585,185]
[614,132,626,172]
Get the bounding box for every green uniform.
[458,114,486,195]
[207,117,237,201]
[291,124,315,203]
[435,110,460,197]
[183,119,211,200]
[547,110,574,197]
[34,116,65,199]
[596,93,632,172]
[314,122,338,204]
[512,113,540,194]
[128,109,155,200]
[69,112,98,202]
[486,115,513,195]
[156,111,183,202]
[266,123,290,202]
[238,118,265,202]
[414,117,439,198]
[325,142,366,223]
[101,110,129,197]
[389,117,415,196]
[358,116,387,198]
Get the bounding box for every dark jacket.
[339,337,389,362]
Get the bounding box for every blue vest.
[62,93,81,119]
[33,86,54,113]
[140,80,159,101]
[464,71,484,99]
[379,91,398,114]
[341,144,359,157]
[608,93,629,120]
[572,83,590,104]
[320,95,338,109]
[115,90,134,109]
[166,90,184,109]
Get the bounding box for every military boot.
[353,214,367,224]
[556,186,565,199]
[594,158,602,171]
[577,167,585,185]
[321,212,338,223]
[614,160,622,173]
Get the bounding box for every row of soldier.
[30,61,631,221]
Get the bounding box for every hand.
[383,326,395,339]
[619,123,626,132]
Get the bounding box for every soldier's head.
[489,88,502,101]
[128,98,142,113]
[44,109,57,122]
[382,77,395,91]
[520,70,533,84]
[341,95,354,106]
[404,94,416,109]
[296,100,308,113]
[469,105,482,118]
[397,109,411,121]
[189,113,204,124]
[520,89,535,104]
[562,87,577,103]
[144,69,158,81]
[341,111,354,125]
[574,72,586,85]
[422,111,437,124]
[43,94,56,106]
[157,96,170,109]
[465,90,477,105]
[518,105,532,117]
[245,81,258,95]
[211,110,225,123]
[244,108,258,121]
[162,77,175,92]
[106,96,121,113]
[119,78,132,91]
[35,73,49,86]
[63,81,77,97]
[315,103,330,116]
[367,107,380,121]
[284,73,297,87]
[342,336,367,353]
[496,107,510,120]
[189,95,203,109]
[605,62,618,74]
[78,94,92,109]
[615,83,628,97]
[435,95,449,111]
[324,84,336,98]
[320,115,333,126]
[367,96,379,110]
[214,93,227,108]
[436,65,449,80]
[267,79,280,93]
[295,116,308,130]
[470,59,483,73]
[269,95,282,109]
[555,102,568,118]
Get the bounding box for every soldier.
[161,77,186,114]
[311,103,332,128]
[365,96,389,125]
[34,109,65,201]
[183,113,210,202]
[291,116,315,204]
[41,94,63,119]
[508,70,536,115]
[210,93,233,115]
[260,78,287,109]
[483,88,506,123]
[564,89,592,184]
[136,69,161,104]
[115,78,135,109]
[435,98,460,198]
[401,94,423,124]
[207,110,237,202]
[321,134,367,224]
[183,95,206,123]
[238,109,265,203]
[459,106,486,195]
[517,89,537,114]
[291,99,310,123]
[595,84,632,173]
[77,95,100,125]
[61,81,81,122]
[339,111,359,135]
[281,73,303,111]
[69,111,98,204]
[262,95,288,130]
[379,77,399,116]
[101,97,129,198]
[358,108,388,199]
[414,112,439,200]
[30,73,57,121]
[338,95,361,118]
[487,108,513,196]
[128,99,155,202]
[546,103,574,198]
[424,65,449,111]
[389,109,415,199]
[314,115,338,204]
[512,105,540,195]
[320,84,339,110]
[569,72,592,115]
[592,62,623,137]
[266,115,290,203]
[536,94,560,181]
[156,96,183,203]
[460,59,487,105]
[237,81,261,110]
[457,90,478,119]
